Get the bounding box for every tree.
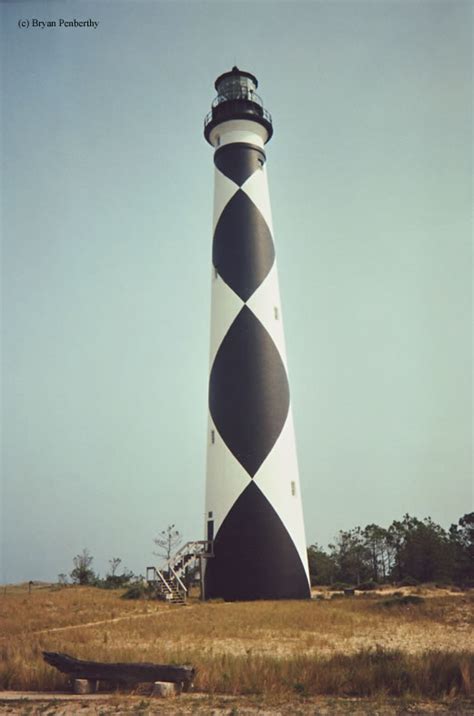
[102,557,134,589]
[329,527,371,585]
[108,557,122,576]
[449,512,474,585]
[307,544,337,585]
[70,548,96,585]
[307,512,470,588]
[362,524,391,582]
[153,524,182,563]
[387,514,453,584]
[387,518,407,582]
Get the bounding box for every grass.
[195,649,473,697]
[0,584,167,637]
[0,583,472,700]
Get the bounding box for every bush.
[98,572,135,590]
[328,582,352,592]
[356,581,378,591]
[70,549,96,585]
[397,576,419,587]
[380,595,425,608]
[121,583,153,600]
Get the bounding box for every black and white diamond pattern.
[213,190,275,302]
[205,142,310,600]
[209,304,290,478]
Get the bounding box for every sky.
[1,0,472,584]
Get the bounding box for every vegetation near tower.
[108,557,122,577]
[153,524,182,562]
[308,512,474,587]
[69,548,96,585]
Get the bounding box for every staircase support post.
[199,555,206,601]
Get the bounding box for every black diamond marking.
[209,306,289,477]
[214,143,266,187]
[213,190,274,302]
[204,481,310,601]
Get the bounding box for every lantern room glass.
[216,75,258,102]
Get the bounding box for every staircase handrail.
[165,540,214,573]
[156,568,173,594]
[169,565,187,595]
[146,566,174,594]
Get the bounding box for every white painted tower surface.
[204,68,311,600]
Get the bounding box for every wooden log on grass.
[42,651,195,691]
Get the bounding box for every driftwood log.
[42,651,195,691]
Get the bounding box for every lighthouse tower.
[203,68,310,601]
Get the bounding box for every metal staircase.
[146,540,214,604]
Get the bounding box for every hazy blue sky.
[1,0,472,583]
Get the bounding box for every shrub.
[98,572,135,590]
[357,580,378,591]
[380,595,425,608]
[398,576,419,587]
[70,549,96,585]
[121,583,153,600]
[328,582,352,592]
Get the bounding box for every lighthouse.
[203,68,311,601]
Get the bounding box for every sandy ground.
[1,587,472,713]
[0,692,473,715]
[137,591,473,659]
[30,607,179,636]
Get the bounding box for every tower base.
[204,481,311,601]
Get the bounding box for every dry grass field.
[0,583,473,714]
